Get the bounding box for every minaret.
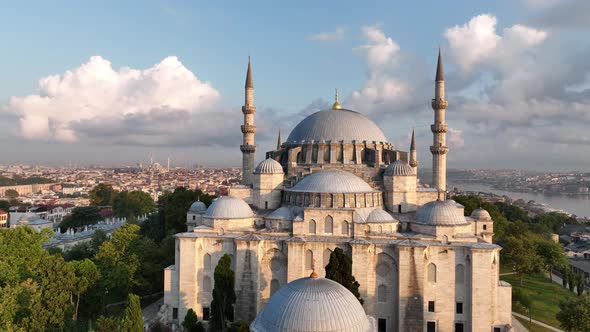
[430,49,449,192]
[409,129,418,170]
[276,129,282,150]
[240,57,256,186]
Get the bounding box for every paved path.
[512,312,564,332]
[500,272,518,276]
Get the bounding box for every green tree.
[4,189,19,199]
[96,316,119,332]
[121,293,143,332]
[502,235,543,285]
[325,247,364,304]
[95,224,141,298]
[60,206,102,230]
[535,240,567,282]
[90,184,118,206]
[113,190,155,219]
[568,268,577,293]
[0,227,76,331]
[210,254,236,332]
[182,309,200,332]
[557,293,590,332]
[158,187,215,234]
[0,200,10,211]
[70,259,101,321]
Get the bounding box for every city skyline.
[1,0,590,170]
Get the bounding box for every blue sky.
[1,0,590,170]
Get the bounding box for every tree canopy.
[121,293,143,332]
[557,293,590,332]
[90,183,118,206]
[325,247,363,305]
[59,206,102,230]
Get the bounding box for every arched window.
[378,284,387,302]
[309,219,316,234]
[483,224,487,230]
[378,225,383,233]
[204,253,212,270]
[428,263,437,283]
[324,216,333,234]
[442,235,448,244]
[323,249,332,268]
[456,264,465,284]
[203,276,212,292]
[271,279,280,295]
[306,250,313,270]
[341,221,349,235]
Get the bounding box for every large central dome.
[286,108,388,144]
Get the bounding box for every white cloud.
[6,56,221,143]
[355,25,401,70]
[444,14,546,73]
[307,27,346,42]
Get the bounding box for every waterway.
[448,182,590,218]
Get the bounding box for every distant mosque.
[163,51,513,332]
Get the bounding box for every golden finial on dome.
[332,88,342,110]
[310,259,318,278]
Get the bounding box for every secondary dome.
[471,208,492,221]
[189,200,207,212]
[204,196,254,219]
[250,277,373,332]
[19,212,40,223]
[416,199,469,226]
[289,169,374,193]
[367,209,397,223]
[286,109,388,144]
[266,206,292,220]
[384,160,414,176]
[255,158,283,174]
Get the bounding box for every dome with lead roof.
[366,209,398,223]
[471,208,492,221]
[189,200,207,212]
[255,158,284,174]
[204,196,254,219]
[250,276,373,332]
[286,108,388,144]
[384,160,414,176]
[288,169,374,194]
[416,199,469,226]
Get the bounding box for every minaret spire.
[276,129,282,150]
[430,49,449,193]
[240,56,257,186]
[409,129,418,169]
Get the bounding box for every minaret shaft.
[241,58,256,186]
[430,49,448,191]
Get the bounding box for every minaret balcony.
[241,124,257,134]
[242,105,256,114]
[431,98,448,110]
[240,144,256,153]
[430,145,448,155]
[430,123,448,133]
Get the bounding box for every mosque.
[163,51,513,332]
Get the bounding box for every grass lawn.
[514,316,555,332]
[501,272,573,328]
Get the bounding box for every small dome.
[286,108,388,144]
[266,206,292,220]
[384,160,414,176]
[471,208,492,221]
[288,169,373,193]
[367,209,397,223]
[250,277,372,332]
[255,158,284,174]
[204,196,254,219]
[416,200,469,226]
[189,200,207,212]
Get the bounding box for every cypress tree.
[325,247,364,304]
[121,293,143,332]
[210,254,236,331]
